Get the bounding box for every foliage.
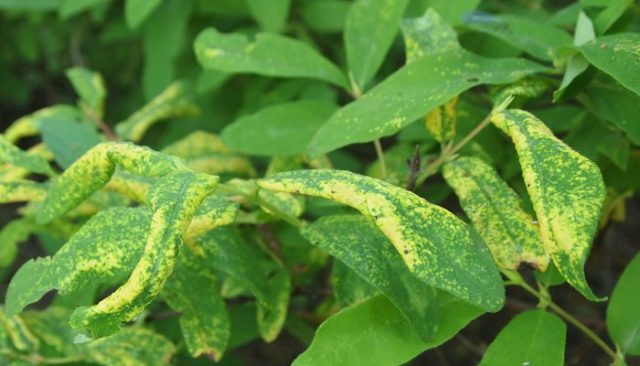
[0,0,639,365]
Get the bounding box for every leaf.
[125,0,163,29]
[70,171,218,337]
[194,28,347,88]
[0,308,39,353]
[422,0,480,25]
[607,253,640,355]
[258,169,504,311]
[301,215,438,340]
[465,14,573,61]
[196,228,290,342]
[4,105,81,144]
[65,67,107,118]
[5,207,150,316]
[479,310,566,366]
[0,218,35,267]
[344,0,409,91]
[163,247,230,360]
[221,100,337,156]
[301,0,350,33]
[0,180,47,204]
[401,8,460,63]
[36,142,184,224]
[185,195,239,248]
[293,293,483,366]
[0,0,60,10]
[593,0,633,34]
[84,328,175,366]
[554,11,595,102]
[245,0,291,33]
[442,156,548,270]
[331,260,379,307]
[115,81,200,142]
[161,131,230,158]
[425,96,457,143]
[586,77,640,146]
[59,0,112,19]
[39,116,103,169]
[491,110,605,300]
[307,49,546,155]
[0,135,52,174]
[580,33,640,97]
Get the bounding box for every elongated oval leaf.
[84,328,176,366]
[222,100,337,156]
[443,156,548,270]
[580,33,640,97]
[125,0,163,29]
[0,135,52,175]
[5,207,151,316]
[69,171,218,337]
[307,50,546,155]
[4,105,81,144]
[491,109,605,300]
[65,67,106,118]
[293,293,483,366]
[258,169,504,311]
[246,0,290,32]
[607,253,640,355]
[0,181,47,204]
[344,0,409,91]
[301,215,438,340]
[194,28,347,88]
[401,8,460,62]
[479,310,566,366]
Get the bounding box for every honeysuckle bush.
[0,0,639,365]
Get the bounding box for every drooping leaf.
[344,0,409,91]
[65,67,107,118]
[401,8,460,63]
[196,228,290,342]
[293,293,483,366]
[163,247,229,360]
[39,116,103,169]
[443,156,548,270]
[0,135,52,175]
[5,207,150,316]
[36,142,184,224]
[245,0,291,33]
[465,14,573,61]
[258,169,504,311]
[307,50,545,155]
[83,328,176,366]
[115,81,200,142]
[607,253,640,355]
[125,0,163,29]
[301,215,438,340]
[69,172,218,337]
[221,100,337,156]
[0,180,47,204]
[491,109,605,300]
[194,28,348,88]
[580,33,640,97]
[479,310,566,366]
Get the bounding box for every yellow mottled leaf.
[425,96,458,143]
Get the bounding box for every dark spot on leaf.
[403,249,409,255]
[467,77,480,83]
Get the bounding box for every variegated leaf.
[83,328,176,366]
[302,215,438,340]
[401,8,460,63]
[442,156,548,270]
[70,171,218,336]
[36,141,185,223]
[0,181,47,204]
[425,96,458,143]
[0,135,52,175]
[4,105,81,144]
[258,169,504,311]
[491,109,605,300]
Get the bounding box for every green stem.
[373,139,388,179]
[501,270,619,362]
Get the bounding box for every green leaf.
[0,308,39,353]
[443,157,548,271]
[344,0,409,91]
[115,81,200,142]
[580,33,640,97]
[5,105,81,144]
[84,328,176,366]
[293,293,483,366]
[593,0,633,34]
[0,180,47,204]
[5,207,150,316]
[301,215,438,340]
[307,49,545,155]
[465,14,573,61]
[331,260,379,307]
[125,0,163,29]
[425,96,458,143]
[0,0,60,10]
[401,8,460,63]
[65,67,107,118]
[479,310,566,366]
[491,110,605,300]
[194,28,347,88]
[39,116,103,169]
[70,171,218,337]
[163,247,230,360]
[607,253,640,355]
[245,0,290,33]
[587,77,640,146]
[59,0,112,19]
[196,228,290,342]
[301,0,350,33]
[258,169,504,311]
[422,0,480,25]
[0,135,52,175]
[0,218,35,267]
[221,100,337,156]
